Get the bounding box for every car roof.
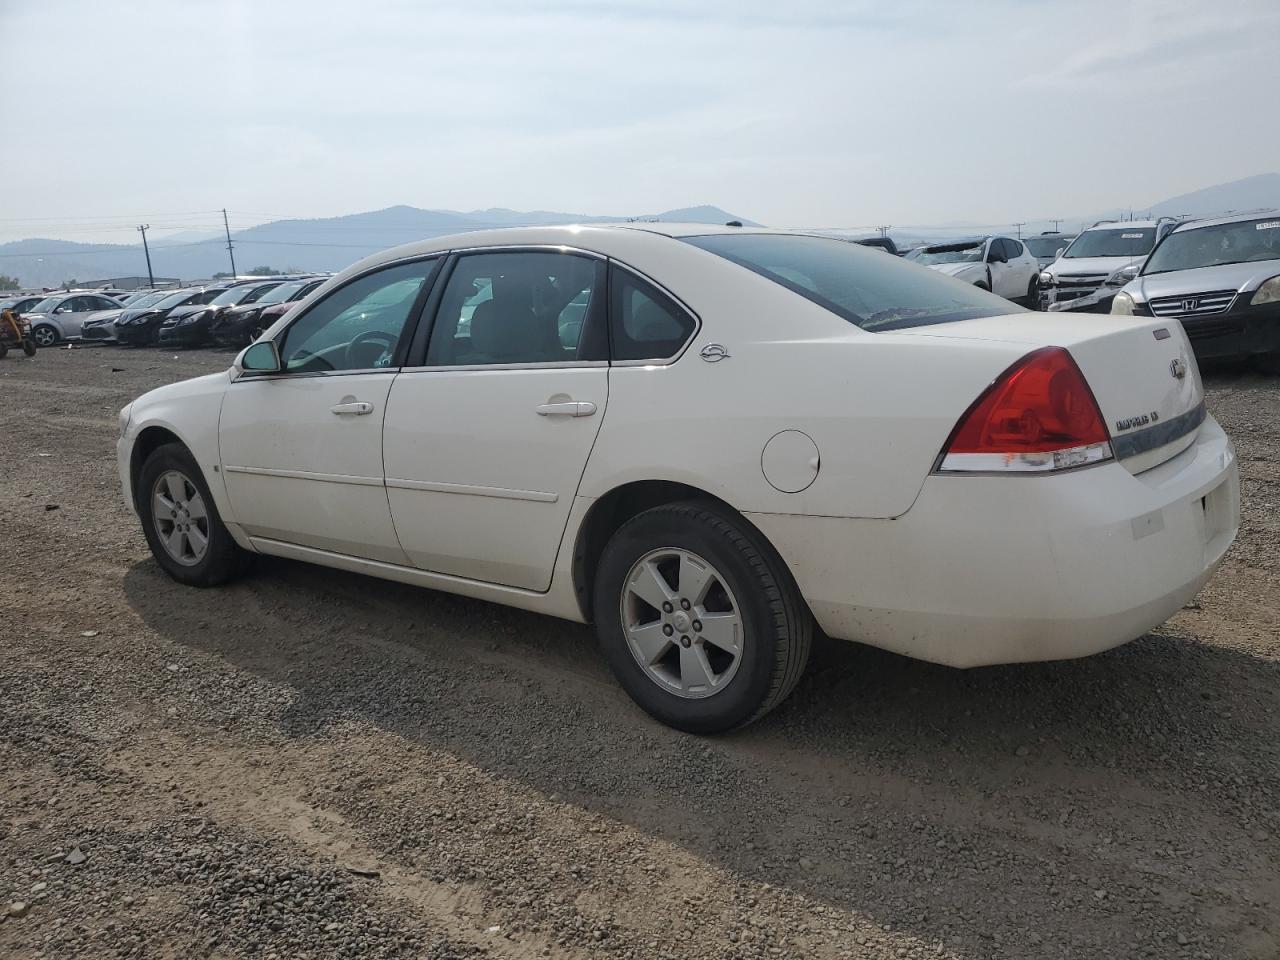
[1168,208,1280,232]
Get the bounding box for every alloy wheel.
[620,547,743,698]
[32,325,57,347]
[151,470,210,567]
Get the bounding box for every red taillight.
[938,347,1113,473]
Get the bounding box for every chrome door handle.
[330,401,374,416]
[535,401,596,417]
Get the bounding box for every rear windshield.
[1065,228,1155,258]
[1143,218,1280,275]
[684,233,1022,331]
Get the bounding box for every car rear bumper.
[747,415,1239,668]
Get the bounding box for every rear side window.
[609,267,696,361]
[685,233,1022,331]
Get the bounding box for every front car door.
[56,295,109,338]
[218,257,440,563]
[383,248,609,591]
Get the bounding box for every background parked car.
[81,289,174,343]
[852,236,902,255]
[158,278,293,348]
[1023,232,1076,271]
[1040,217,1182,313]
[1113,209,1280,371]
[0,294,48,316]
[905,236,1040,304]
[22,291,129,346]
[117,287,226,347]
[209,276,327,346]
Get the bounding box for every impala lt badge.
[1170,358,1188,380]
[699,343,730,362]
[1115,411,1160,432]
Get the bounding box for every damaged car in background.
[1040,217,1182,314]
[905,236,1040,304]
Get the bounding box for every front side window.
[280,259,436,373]
[1143,218,1280,275]
[1000,239,1023,260]
[686,233,1023,331]
[1064,228,1156,258]
[610,267,696,361]
[425,251,600,366]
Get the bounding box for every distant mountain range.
[0,205,755,288]
[6,175,1280,288]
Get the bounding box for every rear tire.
[32,324,57,348]
[593,500,812,733]
[137,443,249,587]
[22,339,36,356]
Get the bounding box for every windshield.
[211,282,278,306]
[31,296,62,313]
[127,291,170,309]
[1024,236,1073,258]
[1065,227,1156,258]
[1143,218,1280,275]
[155,290,197,309]
[684,233,1022,331]
[256,280,307,305]
[906,241,985,265]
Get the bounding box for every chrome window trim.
[231,366,397,384]
[400,359,609,373]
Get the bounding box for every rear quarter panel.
[575,239,1031,519]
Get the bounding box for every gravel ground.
[1,345,1277,960]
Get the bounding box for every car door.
[1004,239,1035,296]
[218,257,440,563]
[984,239,1013,298]
[55,295,99,338]
[383,248,609,591]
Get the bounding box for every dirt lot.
[1,345,1277,960]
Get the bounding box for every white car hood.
[1048,254,1143,277]
[928,262,985,280]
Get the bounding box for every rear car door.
[218,258,440,563]
[383,248,609,591]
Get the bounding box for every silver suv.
[1112,209,1280,371]
[1040,217,1182,313]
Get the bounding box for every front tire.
[31,324,58,348]
[593,501,812,733]
[1024,275,1040,309]
[137,443,249,586]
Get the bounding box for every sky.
[2,0,1279,244]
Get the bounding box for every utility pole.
[1013,222,1025,239]
[876,224,892,238]
[222,208,237,278]
[1048,219,1062,232]
[137,225,154,287]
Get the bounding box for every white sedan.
[117,224,1239,732]
[906,236,1041,305]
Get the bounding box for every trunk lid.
[892,313,1203,473]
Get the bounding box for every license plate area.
[1199,479,1230,544]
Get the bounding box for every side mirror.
[1055,247,1066,259]
[234,340,282,376]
